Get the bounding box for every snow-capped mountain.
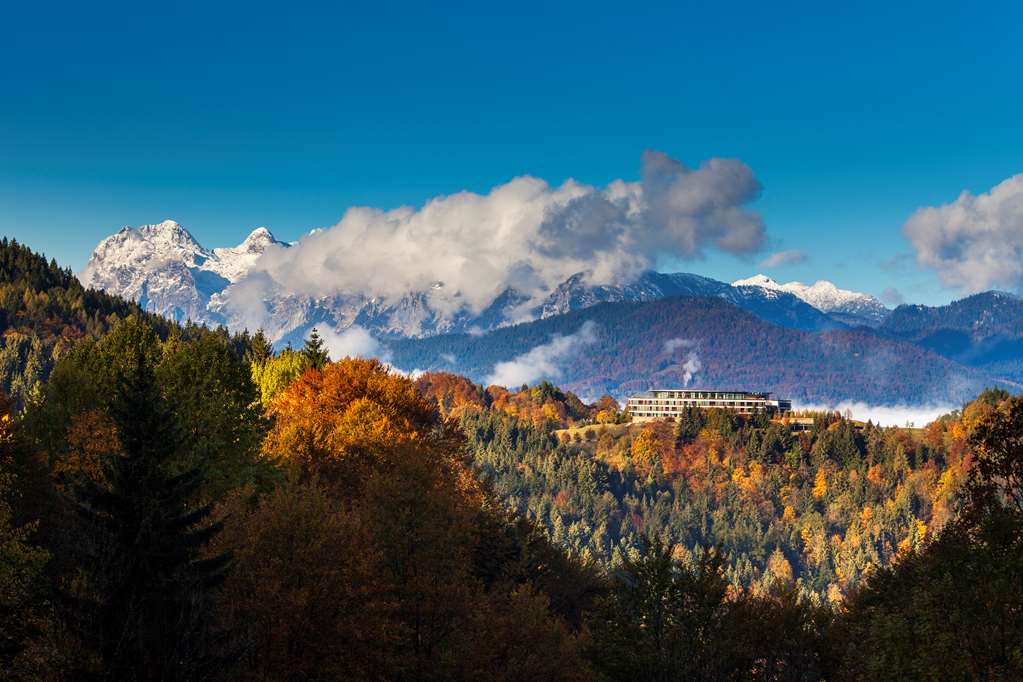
[80,221,849,344]
[540,272,841,332]
[80,220,287,324]
[732,274,889,326]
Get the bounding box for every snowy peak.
[211,227,286,281]
[239,227,278,251]
[87,219,208,266]
[733,274,778,289]
[732,274,889,325]
[80,220,285,324]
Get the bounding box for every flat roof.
[630,389,774,397]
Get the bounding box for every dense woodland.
[1,240,1022,680]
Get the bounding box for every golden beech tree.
[263,358,463,482]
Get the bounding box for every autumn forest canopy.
[1,237,1022,680]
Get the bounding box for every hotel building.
[626,389,792,422]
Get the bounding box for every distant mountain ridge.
[388,296,999,405]
[880,291,1023,381]
[538,271,841,332]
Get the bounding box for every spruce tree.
[247,328,274,366]
[674,405,705,445]
[302,328,329,369]
[68,350,231,681]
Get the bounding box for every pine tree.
[67,350,231,681]
[247,328,274,366]
[674,405,705,445]
[301,328,329,369]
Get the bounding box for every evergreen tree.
[587,538,733,681]
[67,350,231,681]
[247,329,274,366]
[302,328,329,369]
[0,394,50,677]
[674,405,705,445]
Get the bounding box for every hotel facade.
[626,389,792,422]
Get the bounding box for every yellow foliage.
[766,548,794,584]
[54,409,117,486]
[859,505,873,526]
[812,468,828,500]
[947,420,967,441]
[251,350,308,407]
[867,464,884,487]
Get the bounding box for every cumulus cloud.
[904,174,1023,292]
[760,249,806,268]
[800,402,956,427]
[485,321,598,388]
[231,151,765,323]
[315,325,387,361]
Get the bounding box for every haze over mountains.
[79,220,1023,405]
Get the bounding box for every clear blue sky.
[2,0,1020,305]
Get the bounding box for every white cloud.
[800,401,956,428]
[904,174,1023,292]
[227,151,765,325]
[485,321,598,388]
[759,249,806,268]
[315,325,387,361]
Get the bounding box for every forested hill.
[1,234,1020,678]
[880,291,1023,381]
[0,238,247,404]
[390,296,998,405]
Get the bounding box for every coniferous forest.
[2,239,1022,680]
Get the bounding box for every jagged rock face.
[80,220,286,324]
[732,274,890,326]
[81,221,851,343]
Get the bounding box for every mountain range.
[78,220,1023,403]
[388,297,996,405]
[79,220,873,342]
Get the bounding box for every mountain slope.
[733,274,889,326]
[542,271,842,331]
[389,296,997,405]
[880,291,1023,380]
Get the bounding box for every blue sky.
[2,0,1021,305]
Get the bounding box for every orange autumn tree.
[264,358,463,481]
[415,371,490,420]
